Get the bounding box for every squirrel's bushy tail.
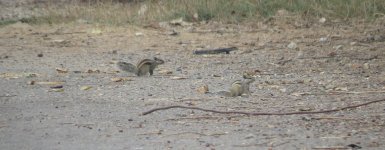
[117,62,138,75]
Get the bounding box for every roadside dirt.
[1,18,385,149]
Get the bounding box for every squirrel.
[217,71,256,97]
[116,57,165,76]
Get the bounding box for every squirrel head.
[153,57,165,64]
[243,72,256,79]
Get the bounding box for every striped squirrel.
[117,57,164,76]
[218,71,256,97]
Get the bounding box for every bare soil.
[1,18,385,149]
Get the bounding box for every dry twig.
[0,94,16,97]
[312,146,348,149]
[330,91,385,94]
[142,98,385,116]
[193,47,238,55]
[311,117,357,120]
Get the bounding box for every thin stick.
[312,146,348,149]
[311,117,357,120]
[0,95,16,97]
[330,91,385,94]
[142,98,385,116]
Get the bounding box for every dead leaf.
[304,79,312,84]
[90,28,102,34]
[50,88,64,92]
[35,81,65,85]
[298,107,314,111]
[27,81,35,85]
[111,77,123,82]
[109,60,118,64]
[291,92,311,96]
[158,70,173,75]
[287,42,297,49]
[26,73,38,78]
[135,32,144,36]
[111,77,133,82]
[56,68,68,73]
[51,40,71,47]
[86,69,100,73]
[334,87,348,91]
[197,85,209,94]
[170,76,188,80]
[80,86,92,90]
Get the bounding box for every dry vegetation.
[1,0,385,26]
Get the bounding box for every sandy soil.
[1,18,385,150]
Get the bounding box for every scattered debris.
[111,77,123,82]
[135,32,144,36]
[347,144,362,149]
[328,51,337,57]
[287,42,297,49]
[158,70,173,75]
[90,28,102,34]
[25,73,38,78]
[110,77,133,82]
[49,88,64,92]
[86,69,100,73]
[197,85,209,94]
[34,81,65,85]
[333,45,343,50]
[193,47,238,55]
[166,30,178,36]
[169,17,192,26]
[334,87,348,91]
[50,85,63,89]
[319,37,328,43]
[319,17,326,23]
[80,86,92,91]
[51,39,71,47]
[0,72,39,79]
[298,107,314,111]
[56,68,68,73]
[170,76,188,80]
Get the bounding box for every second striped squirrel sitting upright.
[217,71,256,97]
[227,71,256,97]
[117,57,164,76]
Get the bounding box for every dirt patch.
[1,19,385,149]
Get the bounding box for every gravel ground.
[1,16,385,150]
